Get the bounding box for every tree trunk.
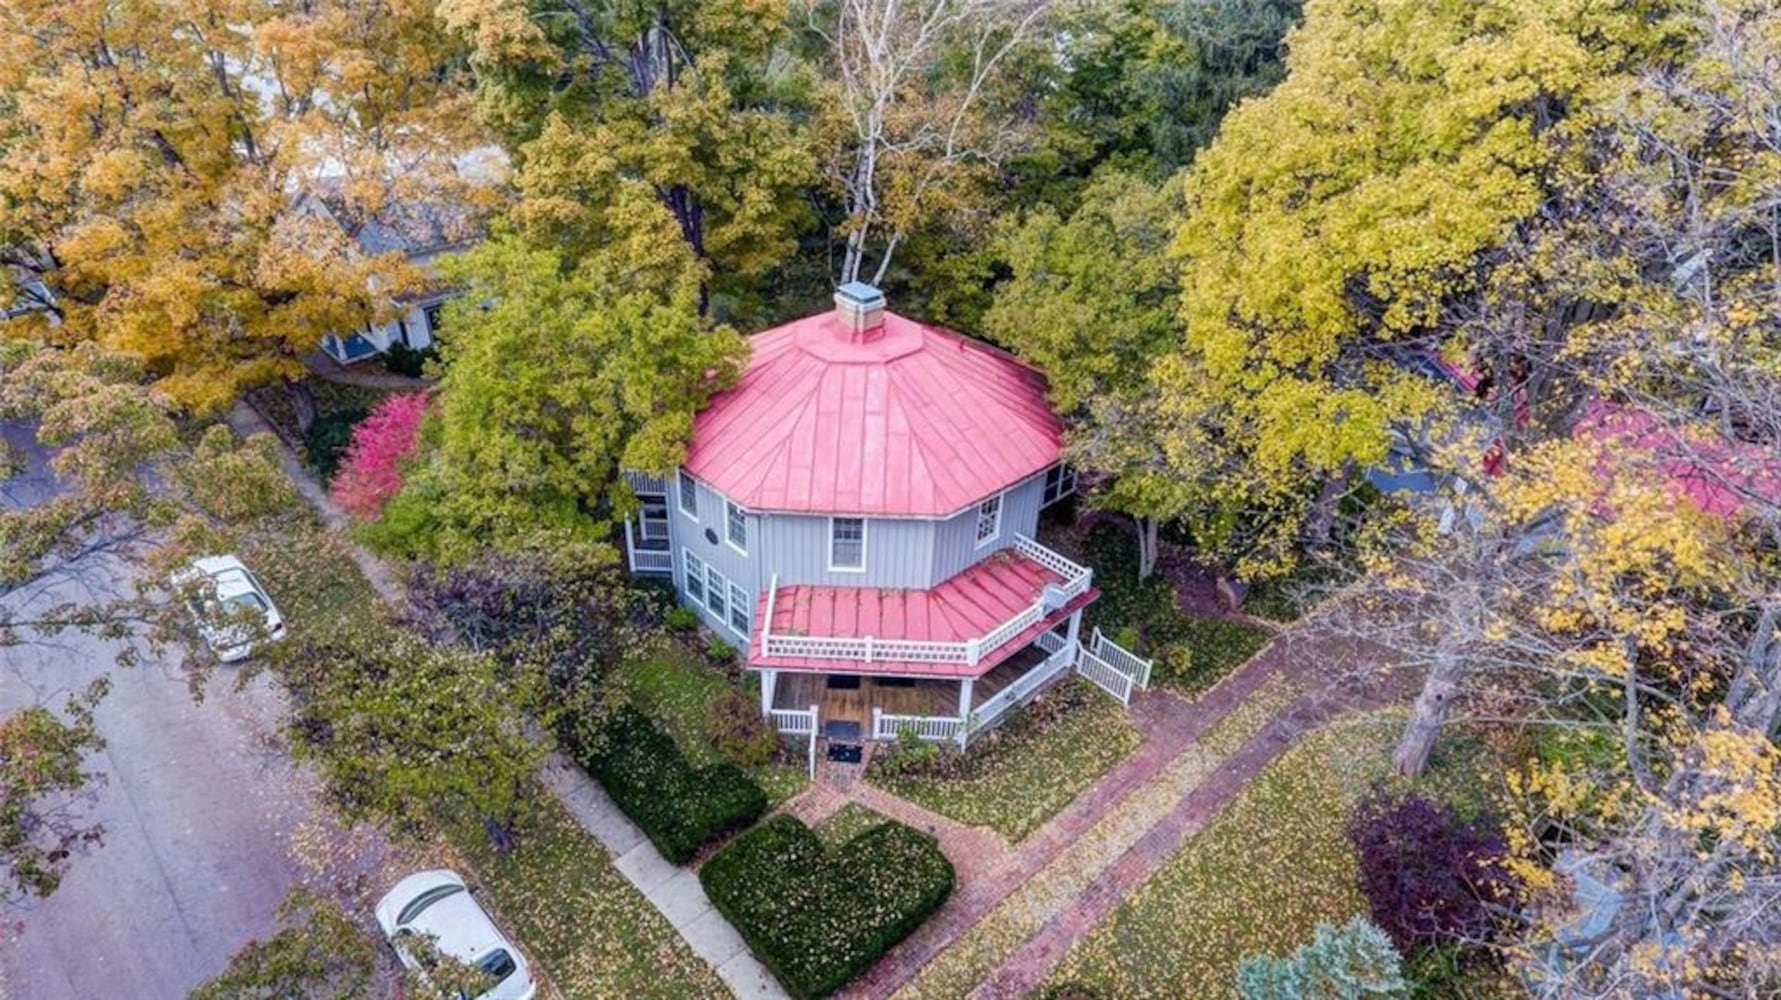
[1393,647,1464,777]
[288,380,317,437]
[1303,463,1353,551]
[1136,516,1160,581]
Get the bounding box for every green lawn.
[1168,616,1273,697]
[610,644,808,804]
[448,792,729,1000]
[867,679,1142,842]
[1042,714,1401,999]
[814,802,893,849]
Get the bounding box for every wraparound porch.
[762,623,1087,747]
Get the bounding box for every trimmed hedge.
[700,814,955,998]
[571,705,767,864]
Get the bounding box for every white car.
[174,555,286,662]
[375,870,536,1000]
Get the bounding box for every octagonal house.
[623,284,1152,751]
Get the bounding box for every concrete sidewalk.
[541,756,786,1000]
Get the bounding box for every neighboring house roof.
[1579,401,1781,520]
[302,179,482,261]
[685,310,1064,517]
[750,548,1097,677]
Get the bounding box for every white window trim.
[975,492,1004,548]
[727,581,751,638]
[683,551,707,601]
[1042,463,1078,507]
[827,516,868,573]
[677,470,699,518]
[706,567,730,618]
[724,499,748,555]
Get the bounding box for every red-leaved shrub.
[1346,790,1517,952]
[329,392,427,519]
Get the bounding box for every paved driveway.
[0,420,376,1000]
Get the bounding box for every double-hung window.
[728,582,751,637]
[725,500,747,553]
[1042,464,1077,506]
[975,494,1003,547]
[678,470,699,518]
[829,517,866,571]
[706,567,729,619]
[683,551,707,602]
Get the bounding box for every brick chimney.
[834,282,886,339]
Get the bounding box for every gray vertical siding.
[671,473,762,646]
[928,473,1045,584]
[756,513,934,588]
[668,467,1050,642]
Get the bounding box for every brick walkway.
[969,670,1390,998]
[835,626,1387,999]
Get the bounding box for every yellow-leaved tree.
[1149,0,1670,578]
[0,0,492,414]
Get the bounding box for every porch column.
[1065,608,1084,665]
[958,678,974,721]
[760,668,777,717]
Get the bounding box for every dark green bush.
[302,406,368,482]
[700,815,954,998]
[569,705,766,864]
[383,342,437,378]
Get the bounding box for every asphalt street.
[1,419,362,1000]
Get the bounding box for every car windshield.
[397,884,465,926]
[479,949,516,981]
[221,591,268,615]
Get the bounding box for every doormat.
[828,743,863,764]
[825,719,863,741]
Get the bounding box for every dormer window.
[678,470,699,518]
[725,499,748,553]
[830,518,866,571]
[975,494,1003,547]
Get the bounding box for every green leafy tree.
[377,235,745,562]
[986,169,1188,577]
[187,888,375,1000]
[0,680,108,902]
[277,623,548,851]
[442,0,816,316]
[1140,0,1303,169]
[1238,917,1407,1000]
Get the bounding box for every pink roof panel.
[749,549,1097,678]
[684,310,1064,517]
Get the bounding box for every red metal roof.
[1580,401,1781,520]
[684,310,1064,517]
[749,548,1096,678]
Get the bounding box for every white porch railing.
[768,705,820,778]
[969,641,1076,734]
[1090,627,1153,691]
[872,709,965,743]
[623,519,674,574]
[624,470,669,494]
[1076,648,1136,705]
[758,536,1092,666]
[768,708,817,735]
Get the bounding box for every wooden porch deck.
[770,643,1050,731]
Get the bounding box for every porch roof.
[748,545,1097,678]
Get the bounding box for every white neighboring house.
[295,184,481,365]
